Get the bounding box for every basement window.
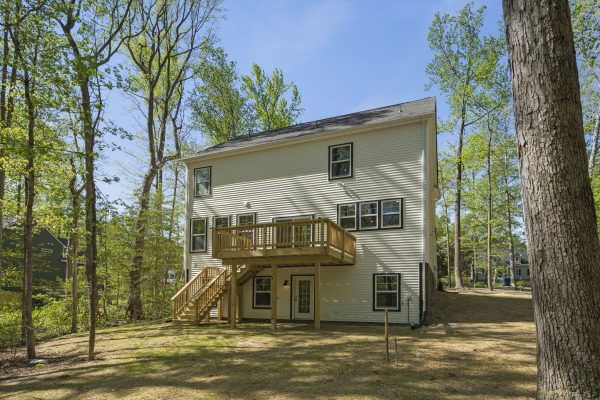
[373,274,400,311]
[253,277,272,309]
[329,143,353,179]
[190,218,208,252]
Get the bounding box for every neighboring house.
[173,97,438,327]
[1,219,69,291]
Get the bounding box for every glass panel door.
[292,276,314,320]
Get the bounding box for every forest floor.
[0,289,536,400]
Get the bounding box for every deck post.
[271,263,277,330]
[315,261,321,330]
[230,265,237,328]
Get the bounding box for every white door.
[292,276,314,320]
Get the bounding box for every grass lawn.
[0,290,536,399]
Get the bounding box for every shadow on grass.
[1,321,537,400]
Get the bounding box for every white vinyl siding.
[184,119,432,324]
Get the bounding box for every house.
[173,97,438,328]
[1,218,69,291]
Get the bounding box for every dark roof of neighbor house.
[187,97,436,159]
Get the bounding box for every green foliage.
[192,48,303,146]
[191,47,254,145]
[242,63,303,132]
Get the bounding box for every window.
[337,204,357,230]
[253,277,272,308]
[237,213,257,243]
[329,143,353,179]
[381,199,403,228]
[373,274,400,311]
[190,218,208,252]
[359,201,379,230]
[516,269,521,277]
[214,216,230,228]
[237,213,256,226]
[194,166,211,196]
[41,248,53,255]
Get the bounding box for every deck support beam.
[271,264,277,330]
[315,261,321,330]
[230,265,237,328]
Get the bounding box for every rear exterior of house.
[177,97,438,326]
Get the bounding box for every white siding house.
[178,97,438,326]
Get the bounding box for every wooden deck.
[212,218,356,266]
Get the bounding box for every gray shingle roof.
[185,97,435,160]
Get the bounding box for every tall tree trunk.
[22,66,36,359]
[454,119,465,289]
[504,155,517,289]
[0,7,8,289]
[444,208,452,287]
[68,160,80,333]
[127,169,156,320]
[487,123,493,291]
[78,75,99,361]
[588,106,600,174]
[503,1,600,397]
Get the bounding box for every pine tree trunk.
[504,158,517,289]
[445,208,452,287]
[503,1,600,397]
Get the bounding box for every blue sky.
[100,0,504,202]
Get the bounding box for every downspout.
[421,118,428,324]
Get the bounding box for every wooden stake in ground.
[394,337,398,366]
[384,309,389,363]
[503,0,600,397]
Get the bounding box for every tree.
[503,0,600,397]
[242,63,303,132]
[124,0,220,320]
[191,47,253,145]
[426,3,503,288]
[54,0,133,361]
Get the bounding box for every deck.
[212,218,356,266]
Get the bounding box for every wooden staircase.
[171,264,263,324]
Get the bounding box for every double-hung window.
[190,218,208,252]
[253,277,272,308]
[214,216,230,228]
[359,201,379,230]
[381,199,402,228]
[338,203,357,230]
[329,143,353,179]
[373,274,400,311]
[237,213,257,244]
[194,166,211,197]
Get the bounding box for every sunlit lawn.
[0,290,536,400]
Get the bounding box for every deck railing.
[213,218,356,261]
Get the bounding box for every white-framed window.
[329,143,353,179]
[337,203,357,230]
[237,213,256,226]
[190,218,208,252]
[381,199,403,228]
[194,166,211,197]
[373,274,400,311]
[359,201,379,230]
[41,248,53,255]
[253,276,272,308]
[214,216,230,228]
[516,269,521,277]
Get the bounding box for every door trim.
[289,274,315,321]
